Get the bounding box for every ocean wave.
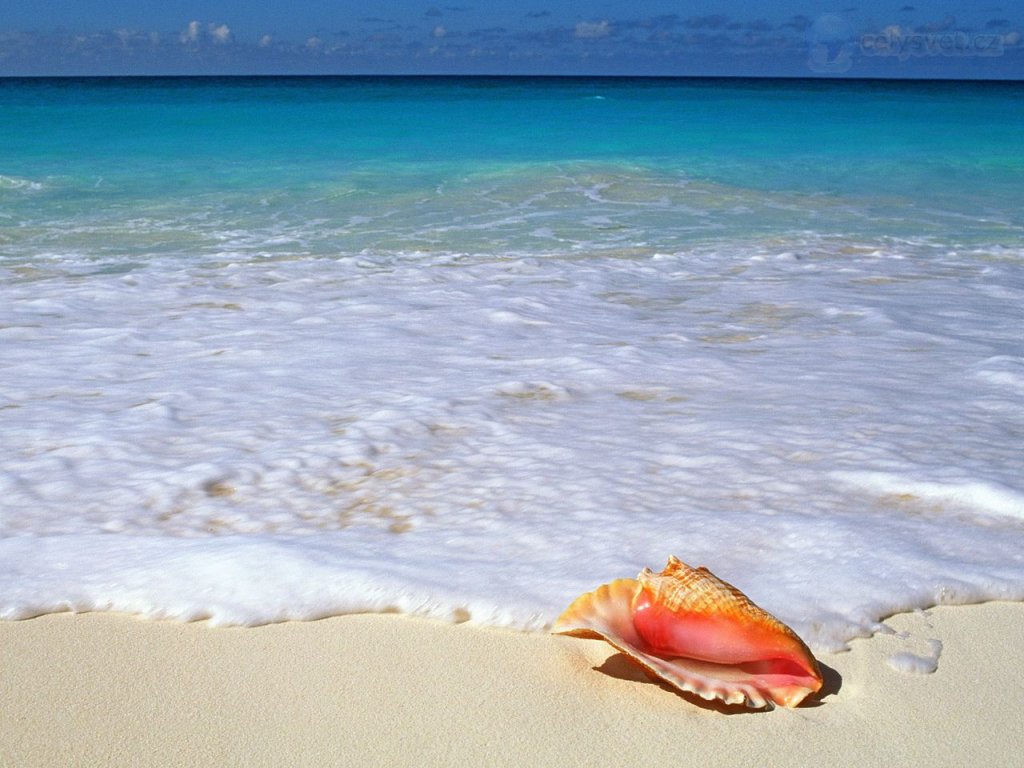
[0,174,43,192]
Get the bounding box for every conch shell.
[553,556,823,709]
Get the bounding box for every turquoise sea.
[3,76,1023,267]
[2,77,1023,651]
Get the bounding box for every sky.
[0,1,1021,78]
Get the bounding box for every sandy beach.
[2,602,1023,767]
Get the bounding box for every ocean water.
[1,76,1023,652]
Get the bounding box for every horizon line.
[2,72,1022,84]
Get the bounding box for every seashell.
[553,556,823,709]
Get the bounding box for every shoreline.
[3,602,1023,767]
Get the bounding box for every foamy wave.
[972,356,1024,393]
[1,246,1023,650]
[0,174,43,192]
[833,471,1024,520]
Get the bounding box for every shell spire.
[553,556,823,709]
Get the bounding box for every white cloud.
[433,25,447,38]
[179,20,231,45]
[305,36,323,50]
[180,20,200,44]
[574,20,610,39]
[209,24,232,44]
[258,34,273,48]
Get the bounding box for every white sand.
[2,603,1023,767]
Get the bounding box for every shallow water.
[2,77,1023,650]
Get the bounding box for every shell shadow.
[807,660,842,705]
[593,653,842,714]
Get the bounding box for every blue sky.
[1,1,1021,78]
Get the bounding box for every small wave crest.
[0,174,44,192]
[833,470,1024,521]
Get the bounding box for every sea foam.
[2,244,1023,652]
